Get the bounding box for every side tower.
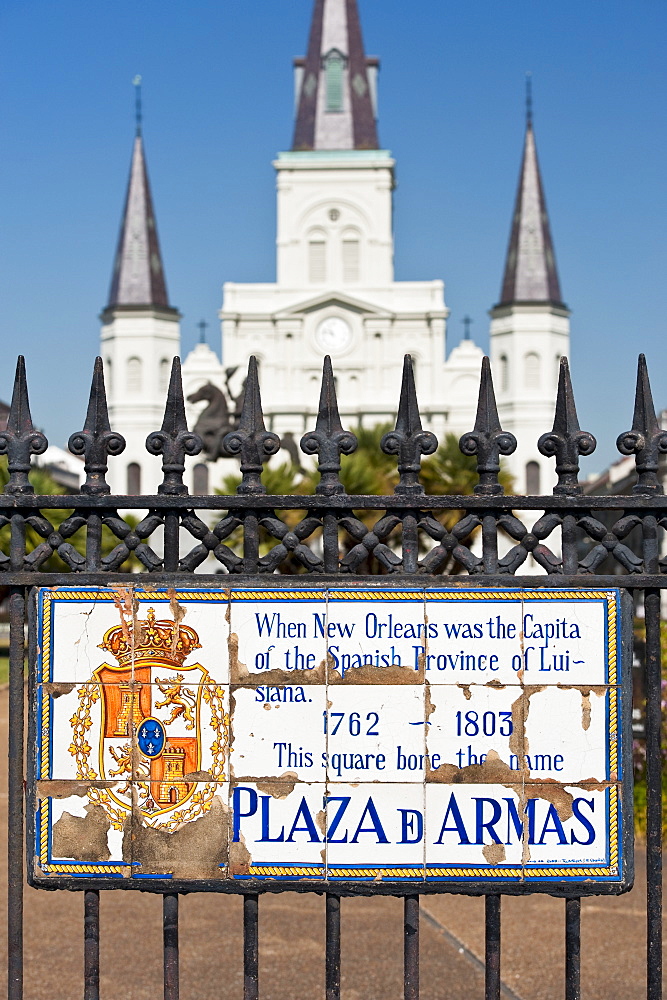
[221,0,477,439]
[100,93,180,494]
[490,99,570,494]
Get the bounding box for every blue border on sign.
[32,586,624,885]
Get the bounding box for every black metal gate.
[0,351,663,999]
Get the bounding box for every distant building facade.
[100,0,568,496]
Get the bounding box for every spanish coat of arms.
[68,607,228,831]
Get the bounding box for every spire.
[133,74,143,136]
[292,0,379,152]
[525,71,533,128]
[106,87,173,311]
[497,99,563,308]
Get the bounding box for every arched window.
[324,50,345,111]
[127,357,142,393]
[499,355,509,393]
[524,352,540,389]
[309,240,326,283]
[555,353,562,386]
[127,462,141,495]
[105,358,113,394]
[159,358,170,393]
[193,463,209,496]
[342,238,360,282]
[526,461,540,495]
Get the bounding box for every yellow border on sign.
[36,588,621,881]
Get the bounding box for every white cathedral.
[101,0,569,497]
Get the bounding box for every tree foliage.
[217,426,513,573]
[0,458,82,573]
[0,458,142,574]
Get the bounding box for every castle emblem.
[68,606,228,831]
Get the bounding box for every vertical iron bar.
[565,897,581,1000]
[163,510,180,572]
[481,514,499,575]
[244,893,259,1000]
[644,588,662,1000]
[325,894,341,1000]
[323,511,339,574]
[643,515,660,575]
[8,585,25,1000]
[404,894,419,1000]
[163,892,179,1000]
[243,512,260,574]
[85,512,103,573]
[8,508,26,1000]
[84,890,100,1000]
[561,512,578,576]
[402,513,418,575]
[485,894,501,1000]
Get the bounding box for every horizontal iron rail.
[2,572,667,588]
[2,493,667,509]
[26,875,634,898]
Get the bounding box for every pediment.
[274,291,393,320]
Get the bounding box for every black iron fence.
[0,351,663,999]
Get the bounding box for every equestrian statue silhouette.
[187,368,303,470]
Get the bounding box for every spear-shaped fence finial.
[222,356,280,494]
[381,355,437,494]
[617,354,667,494]
[68,358,125,494]
[146,357,202,495]
[459,356,516,495]
[0,356,48,494]
[538,357,596,494]
[301,356,357,495]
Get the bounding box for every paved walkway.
[0,689,663,999]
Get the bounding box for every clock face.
[315,316,353,354]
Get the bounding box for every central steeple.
[292,0,379,151]
[497,115,563,308]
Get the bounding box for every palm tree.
[419,433,514,573]
[336,423,397,497]
[0,458,145,574]
[219,460,303,498]
[0,459,82,572]
[420,433,480,499]
[215,426,511,574]
[217,461,309,572]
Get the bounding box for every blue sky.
[1,0,665,472]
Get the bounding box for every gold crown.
[98,608,201,668]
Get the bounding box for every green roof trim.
[276,149,393,163]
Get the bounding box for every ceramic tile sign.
[28,585,632,894]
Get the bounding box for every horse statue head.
[187,383,233,458]
[187,383,226,408]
